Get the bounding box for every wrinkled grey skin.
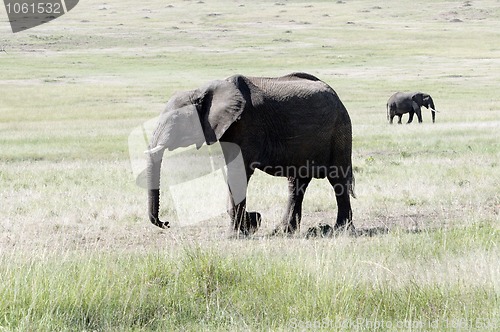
[146,73,355,236]
[387,92,436,124]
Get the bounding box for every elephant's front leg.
[225,163,260,236]
[228,196,261,236]
[221,144,260,236]
[407,111,415,124]
[412,102,423,123]
[274,177,312,234]
[416,109,423,123]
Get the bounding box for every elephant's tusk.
[430,108,439,113]
[144,145,165,154]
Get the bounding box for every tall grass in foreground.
[1,223,498,331]
[1,0,499,330]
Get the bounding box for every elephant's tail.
[348,166,356,199]
[386,103,389,122]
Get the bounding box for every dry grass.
[0,0,499,329]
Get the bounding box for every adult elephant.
[387,92,436,124]
[145,73,355,236]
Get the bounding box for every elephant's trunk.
[146,147,168,228]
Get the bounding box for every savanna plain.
[0,0,499,330]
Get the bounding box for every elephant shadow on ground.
[236,224,391,239]
[233,225,427,240]
[304,223,390,239]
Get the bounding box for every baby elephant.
[387,92,436,124]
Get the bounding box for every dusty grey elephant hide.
[145,72,355,236]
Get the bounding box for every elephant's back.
[389,92,412,102]
[223,74,351,171]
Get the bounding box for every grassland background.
[0,0,499,330]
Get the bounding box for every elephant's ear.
[196,80,246,144]
[411,92,423,105]
[422,94,435,109]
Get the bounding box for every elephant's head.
[412,92,436,123]
[145,79,246,228]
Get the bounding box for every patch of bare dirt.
[439,2,491,22]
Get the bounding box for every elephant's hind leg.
[328,174,354,231]
[273,176,312,235]
[389,107,396,124]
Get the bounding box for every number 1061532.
[6,2,63,15]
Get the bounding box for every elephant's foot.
[234,211,261,237]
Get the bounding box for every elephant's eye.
[190,98,200,108]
